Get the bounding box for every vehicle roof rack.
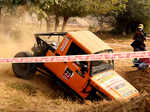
[34,32,67,37]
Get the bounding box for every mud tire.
[12,52,36,80]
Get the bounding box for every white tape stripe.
[0,51,150,63]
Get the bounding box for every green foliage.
[11,0,26,6]
[88,0,128,33]
[30,0,54,20]
[128,0,150,20]
[88,0,128,17]
[128,0,150,32]
[57,0,88,17]
[111,0,128,16]
[34,0,89,31]
[88,0,113,16]
[56,0,88,31]
[0,0,5,6]
[113,0,150,34]
[4,0,150,34]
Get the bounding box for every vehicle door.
[44,36,71,78]
[45,36,90,98]
[63,41,91,98]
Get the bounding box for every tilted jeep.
[12,31,139,100]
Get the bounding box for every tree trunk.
[0,7,2,23]
[54,15,60,32]
[46,19,50,32]
[46,16,51,32]
[61,16,69,32]
[38,19,42,30]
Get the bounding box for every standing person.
[131,24,147,51]
[131,24,147,67]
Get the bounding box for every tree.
[0,0,5,22]
[128,0,150,32]
[88,0,114,31]
[0,0,15,22]
[87,0,128,32]
[51,0,88,31]
[30,0,54,32]
[112,0,150,34]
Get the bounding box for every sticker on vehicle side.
[91,71,138,99]
[63,67,74,80]
[99,74,138,98]
[60,37,69,51]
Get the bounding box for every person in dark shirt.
[131,24,147,51]
[131,24,147,67]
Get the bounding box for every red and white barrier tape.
[0,51,150,63]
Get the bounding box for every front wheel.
[12,52,36,80]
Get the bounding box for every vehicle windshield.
[91,50,114,76]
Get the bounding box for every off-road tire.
[12,52,36,80]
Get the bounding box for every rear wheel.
[12,52,36,79]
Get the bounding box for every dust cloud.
[0,16,38,73]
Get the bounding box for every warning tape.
[0,51,150,63]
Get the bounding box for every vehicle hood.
[90,70,139,100]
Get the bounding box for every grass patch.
[7,82,37,96]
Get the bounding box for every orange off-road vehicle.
[12,31,139,100]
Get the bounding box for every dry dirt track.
[0,26,150,111]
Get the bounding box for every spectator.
[131,24,147,67]
[131,24,147,51]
